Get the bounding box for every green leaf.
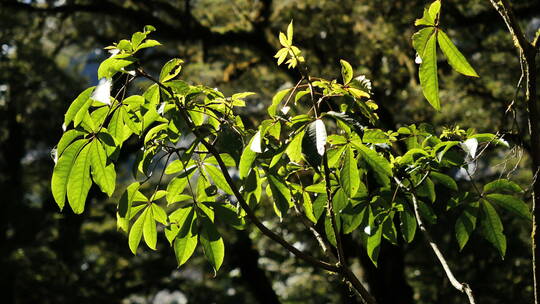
[66,143,92,214]
[173,208,198,267]
[367,224,382,266]
[341,146,359,197]
[480,199,506,257]
[430,171,458,191]
[279,32,290,47]
[340,59,353,84]
[352,141,391,185]
[200,216,225,274]
[160,58,184,83]
[268,88,291,117]
[267,173,291,218]
[129,207,148,254]
[302,191,317,223]
[412,27,435,60]
[287,20,294,44]
[63,87,94,129]
[98,54,136,79]
[56,130,85,157]
[400,203,417,243]
[417,177,436,203]
[417,199,437,224]
[342,203,368,234]
[143,206,157,250]
[428,0,441,20]
[165,159,185,175]
[419,30,440,110]
[151,203,168,225]
[73,97,94,128]
[333,188,349,213]
[166,167,196,204]
[362,129,389,144]
[108,107,125,145]
[324,214,338,247]
[117,182,141,231]
[205,164,234,195]
[455,203,478,250]
[239,135,258,179]
[483,179,522,194]
[485,193,531,221]
[51,139,87,210]
[89,140,116,196]
[137,39,161,50]
[438,30,479,77]
[286,130,305,163]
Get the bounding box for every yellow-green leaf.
[438,30,479,77]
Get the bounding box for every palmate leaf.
[485,193,531,221]
[200,216,225,274]
[480,199,506,257]
[66,142,93,214]
[51,139,88,210]
[418,30,440,110]
[400,203,417,243]
[143,206,157,250]
[205,164,234,195]
[129,207,148,254]
[63,87,94,129]
[97,54,136,79]
[438,30,478,77]
[340,145,359,197]
[89,140,116,196]
[172,208,198,267]
[267,173,291,218]
[239,134,258,179]
[455,203,478,251]
[351,141,391,185]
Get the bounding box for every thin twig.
[410,193,476,304]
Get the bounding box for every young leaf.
[89,140,116,196]
[151,203,168,225]
[428,0,441,21]
[51,139,87,210]
[419,30,440,110]
[480,199,506,257]
[412,28,435,61]
[200,216,225,274]
[341,146,359,197]
[66,143,92,214]
[129,207,148,254]
[438,30,479,77]
[340,59,354,84]
[159,58,184,83]
[287,20,294,45]
[143,206,157,250]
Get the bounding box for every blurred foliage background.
[0,0,539,303]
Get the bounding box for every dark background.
[1,0,539,303]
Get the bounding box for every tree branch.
[486,2,539,303]
[410,193,476,304]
